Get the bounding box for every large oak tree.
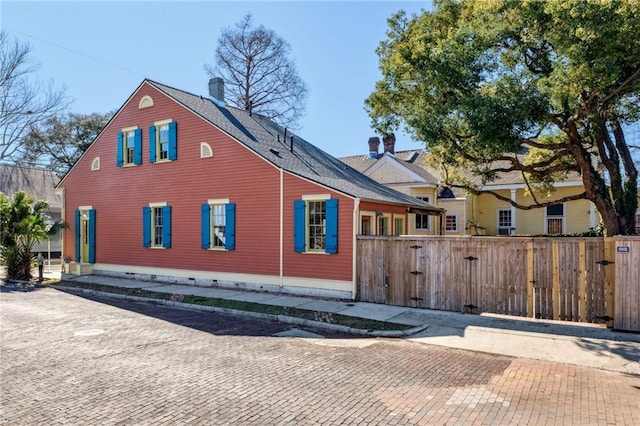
[366,0,640,236]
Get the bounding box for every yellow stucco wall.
[472,186,595,235]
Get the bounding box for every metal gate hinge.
[595,259,614,266]
[410,271,423,275]
[464,256,478,261]
[409,245,422,249]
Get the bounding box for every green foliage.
[0,191,65,280]
[21,111,114,176]
[367,0,640,236]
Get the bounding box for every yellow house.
[340,137,639,236]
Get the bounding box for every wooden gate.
[356,236,612,323]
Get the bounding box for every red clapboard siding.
[61,81,353,282]
[282,173,354,282]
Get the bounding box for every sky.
[2,0,432,159]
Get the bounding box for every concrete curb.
[53,285,428,337]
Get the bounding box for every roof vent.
[208,78,225,107]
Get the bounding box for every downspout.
[352,198,360,300]
[280,168,284,287]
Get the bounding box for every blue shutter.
[134,128,142,165]
[162,205,172,248]
[225,203,236,250]
[293,200,306,253]
[142,207,151,248]
[168,121,177,161]
[149,125,156,163]
[88,209,96,263]
[201,203,210,249]
[325,199,338,254]
[74,209,81,262]
[116,132,123,167]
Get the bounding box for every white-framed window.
[415,196,430,230]
[394,216,405,236]
[378,215,390,236]
[117,127,141,167]
[545,203,565,234]
[143,202,171,248]
[152,206,164,247]
[201,199,236,250]
[361,215,372,235]
[497,209,513,235]
[294,196,338,254]
[445,214,458,232]
[149,120,177,163]
[635,211,640,234]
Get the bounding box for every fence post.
[604,237,615,328]
[527,241,535,318]
[578,241,587,322]
[552,241,561,320]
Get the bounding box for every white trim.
[138,95,154,109]
[91,157,100,171]
[302,193,331,201]
[148,201,167,207]
[352,198,359,295]
[377,213,392,236]
[590,202,597,228]
[393,214,406,236]
[280,168,284,287]
[207,198,230,205]
[78,205,93,210]
[497,208,513,235]
[91,263,354,299]
[359,211,375,235]
[445,213,459,233]
[153,118,173,126]
[121,125,138,132]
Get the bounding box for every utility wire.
[4,27,146,78]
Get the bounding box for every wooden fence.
[614,236,640,331]
[357,236,617,325]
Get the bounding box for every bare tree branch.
[205,14,308,129]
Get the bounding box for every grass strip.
[54,280,410,331]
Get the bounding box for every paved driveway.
[2,288,639,425]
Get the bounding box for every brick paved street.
[1,288,639,425]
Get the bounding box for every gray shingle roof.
[0,164,61,206]
[147,80,441,212]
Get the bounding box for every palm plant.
[0,191,65,281]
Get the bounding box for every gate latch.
[464,256,478,261]
[595,259,614,266]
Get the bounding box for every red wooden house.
[57,79,441,299]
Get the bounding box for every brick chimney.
[383,133,396,155]
[368,137,380,159]
[208,78,225,105]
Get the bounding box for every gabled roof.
[340,148,585,197]
[340,151,440,185]
[145,80,441,212]
[0,164,61,207]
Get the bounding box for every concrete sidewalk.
[52,273,640,375]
